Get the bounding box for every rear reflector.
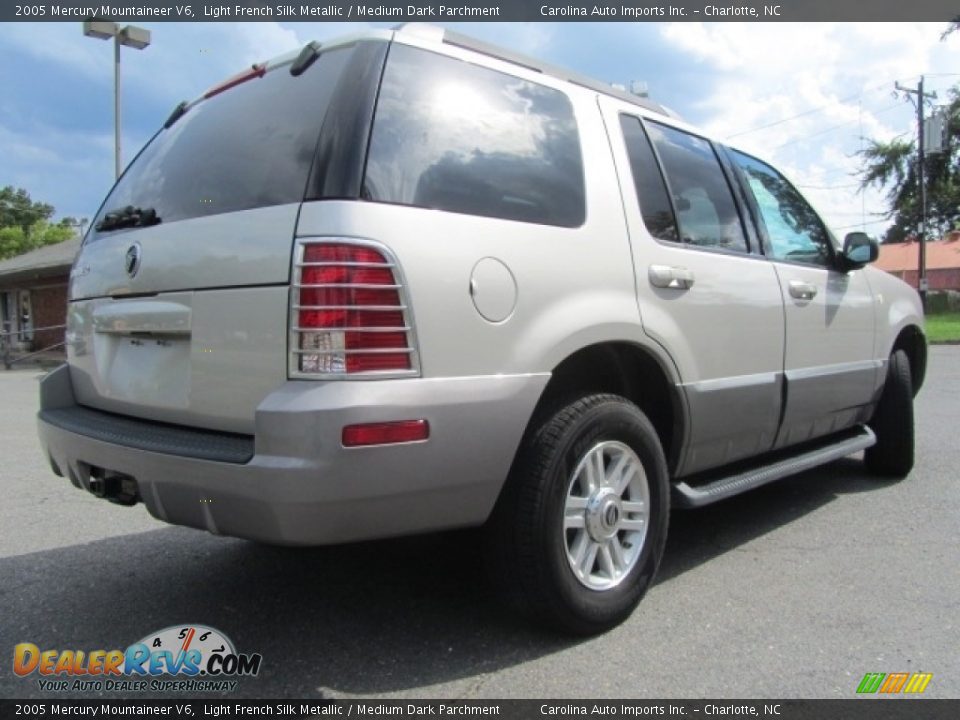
[342,420,430,447]
[291,240,419,378]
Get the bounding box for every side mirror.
[841,232,878,270]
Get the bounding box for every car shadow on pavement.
[659,456,893,583]
[1,457,895,699]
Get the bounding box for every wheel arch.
[522,341,687,474]
[890,324,927,396]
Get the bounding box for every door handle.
[788,280,818,301]
[649,265,695,289]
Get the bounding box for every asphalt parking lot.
[1,348,958,699]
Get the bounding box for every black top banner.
[2,700,960,720]
[4,0,960,22]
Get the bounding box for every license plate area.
[93,333,191,409]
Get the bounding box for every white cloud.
[0,22,108,79]
[658,22,959,237]
[0,22,352,109]
[0,122,116,220]
[3,20,956,236]
[168,21,560,97]
[0,22,389,219]
[230,21,304,61]
[448,21,557,57]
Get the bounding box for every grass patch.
[926,312,960,343]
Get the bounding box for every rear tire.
[484,394,670,635]
[865,350,914,478]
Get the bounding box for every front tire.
[865,350,914,478]
[484,394,670,635]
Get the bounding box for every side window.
[731,151,832,266]
[619,115,679,243]
[364,45,585,227]
[645,122,749,253]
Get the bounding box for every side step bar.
[672,426,876,509]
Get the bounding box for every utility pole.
[896,77,937,311]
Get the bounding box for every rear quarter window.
[363,44,585,228]
[619,115,680,244]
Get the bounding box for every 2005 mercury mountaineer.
[38,24,926,634]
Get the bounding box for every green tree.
[33,220,75,246]
[0,226,27,260]
[0,187,82,260]
[0,221,75,261]
[857,87,960,243]
[0,186,55,232]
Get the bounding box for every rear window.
[90,48,350,235]
[363,45,585,228]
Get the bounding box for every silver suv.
[38,24,926,634]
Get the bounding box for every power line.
[797,183,859,190]
[832,218,889,231]
[795,166,868,184]
[773,103,904,149]
[724,77,916,139]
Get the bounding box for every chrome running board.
[672,426,876,509]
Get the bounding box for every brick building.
[0,238,79,360]
[875,231,960,292]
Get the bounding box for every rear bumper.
[37,364,548,545]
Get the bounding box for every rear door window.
[644,121,749,253]
[363,44,585,228]
[89,48,351,237]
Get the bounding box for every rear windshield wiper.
[95,206,161,233]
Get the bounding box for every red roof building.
[875,231,960,291]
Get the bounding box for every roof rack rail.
[393,23,668,117]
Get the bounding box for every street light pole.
[114,32,121,179]
[82,20,151,180]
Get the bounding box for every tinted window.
[364,45,585,227]
[646,122,748,253]
[620,115,679,243]
[90,49,350,234]
[732,151,832,266]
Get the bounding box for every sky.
[1,21,958,238]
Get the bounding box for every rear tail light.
[291,240,419,378]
